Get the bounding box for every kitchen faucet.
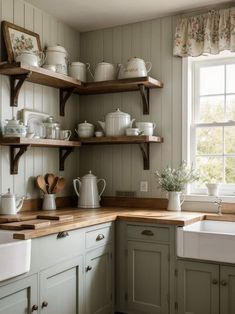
[214,198,222,215]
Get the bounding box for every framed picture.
[2,20,42,63]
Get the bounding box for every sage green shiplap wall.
[79,16,182,197]
[0,0,80,198]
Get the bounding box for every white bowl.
[125,128,139,136]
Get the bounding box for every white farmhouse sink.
[0,230,31,281]
[177,220,235,264]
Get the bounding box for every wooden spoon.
[51,176,59,194]
[36,175,48,194]
[45,173,55,193]
[54,177,66,194]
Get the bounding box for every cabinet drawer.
[127,225,169,242]
[86,225,112,249]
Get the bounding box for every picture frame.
[2,20,42,63]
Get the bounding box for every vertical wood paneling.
[0,0,80,198]
[80,15,182,198]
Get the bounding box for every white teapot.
[118,57,152,79]
[73,171,106,208]
[0,189,24,215]
[90,62,118,81]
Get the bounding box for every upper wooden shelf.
[0,62,82,89]
[0,137,81,175]
[80,135,163,144]
[75,76,163,95]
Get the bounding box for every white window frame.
[182,53,235,202]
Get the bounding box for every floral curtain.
[173,7,235,57]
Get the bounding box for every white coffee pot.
[118,57,152,79]
[91,62,117,81]
[0,189,24,215]
[73,171,106,208]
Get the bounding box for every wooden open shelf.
[0,137,81,174]
[80,136,163,170]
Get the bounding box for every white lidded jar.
[69,62,90,82]
[4,117,27,137]
[75,121,94,138]
[98,108,135,136]
[44,45,68,75]
[135,121,156,136]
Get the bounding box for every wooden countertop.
[0,207,208,240]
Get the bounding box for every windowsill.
[185,194,235,203]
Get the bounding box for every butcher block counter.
[0,207,209,240]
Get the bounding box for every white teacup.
[126,128,140,136]
[60,130,72,140]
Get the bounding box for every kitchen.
[0,0,235,313]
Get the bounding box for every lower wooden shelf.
[80,136,163,170]
[0,138,81,174]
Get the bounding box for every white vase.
[206,183,220,196]
[42,194,56,210]
[167,191,185,211]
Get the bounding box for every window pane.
[196,127,223,155]
[225,126,235,154]
[196,156,223,184]
[226,95,235,121]
[199,96,224,123]
[225,157,235,183]
[200,65,224,95]
[226,64,235,93]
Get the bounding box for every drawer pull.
[57,231,69,239]
[42,301,48,308]
[221,280,227,286]
[212,279,218,285]
[141,230,154,236]
[32,304,38,312]
[86,265,92,272]
[96,234,105,241]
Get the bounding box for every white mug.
[59,130,72,140]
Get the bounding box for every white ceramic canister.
[98,109,135,137]
[44,45,68,75]
[69,62,90,82]
[4,117,27,137]
[135,122,156,136]
[118,57,152,79]
[42,194,56,210]
[93,62,116,81]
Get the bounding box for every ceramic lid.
[78,121,94,128]
[82,170,96,179]
[5,117,20,126]
[106,108,130,118]
[44,116,60,127]
[70,61,86,66]
[97,61,114,66]
[128,57,145,63]
[2,188,15,199]
[46,45,68,54]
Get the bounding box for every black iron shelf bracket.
[59,147,74,171]
[10,145,29,175]
[138,84,150,115]
[138,143,150,170]
[59,87,76,116]
[10,72,31,107]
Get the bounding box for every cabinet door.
[85,245,112,314]
[0,274,38,314]
[40,255,84,314]
[127,241,169,314]
[220,265,235,314]
[177,260,219,314]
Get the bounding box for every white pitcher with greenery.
[155,162,199,211]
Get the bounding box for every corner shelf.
[80,136,163,170]
[76,76,163,114]
[0,62,81,115]
[0,137,81,174]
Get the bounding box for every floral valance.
[173,7,235,57]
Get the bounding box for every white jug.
[167,192,185,211]
[90,62,117,81]
[73,171,106,208]
[0,189,24,215]
[118,57,152,79]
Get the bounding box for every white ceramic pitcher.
[0,189,24,215]
[167,191,185,211]
[73,171,106,208]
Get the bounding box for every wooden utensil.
[45,173,55,193]
[54,177,66,194]
[36,175,48,194]
[51,176,59,194]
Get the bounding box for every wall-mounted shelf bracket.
[10,72,31,107]
[10,145,29,174]
[59,147,74,171]
[138,84,150,115]
[60,87,76,116]
[138,143,150,170]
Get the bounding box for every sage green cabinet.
[0,274,38,314]
[85,245,113,314]
[177,260,220,314]
[220,265,235,314]
[127,241,169,314]
[39,255,84,314]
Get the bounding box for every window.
[184,54,235,196]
